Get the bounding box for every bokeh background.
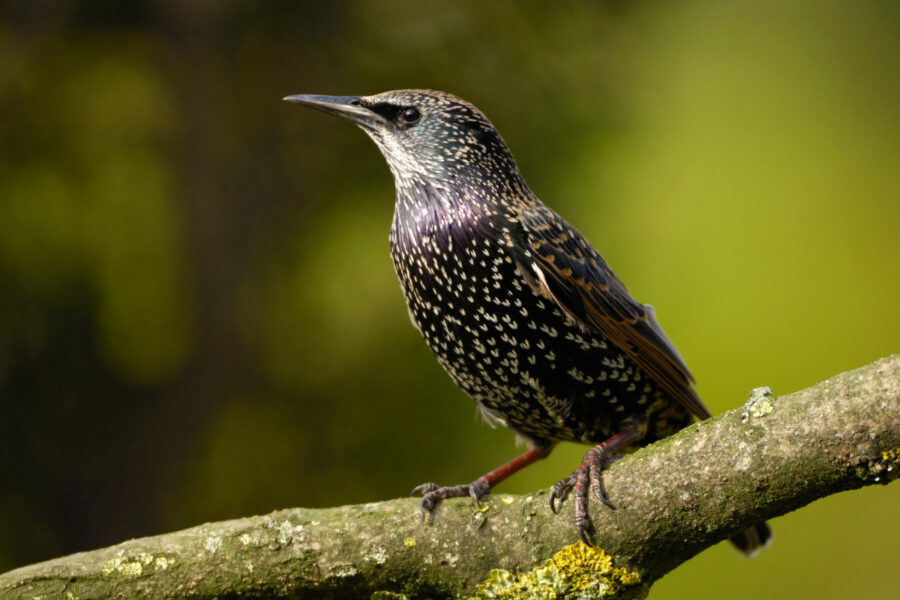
[1,0,897,597]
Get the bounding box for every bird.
[284,89,771,554]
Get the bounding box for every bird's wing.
[509,204,711,420]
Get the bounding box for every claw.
[411,482,439,497]
[418,490,439,521]
[578,524,594,546]
[589,462,614,508]
[549,431,642,545]
[550,473,577,513]
[468,478,490,506]
[549,477,569,513]
[411,479,491,522]
[597,493,614,509]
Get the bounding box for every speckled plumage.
[285,89,771,554]
[363,90,698,447]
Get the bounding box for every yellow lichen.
[101,557,143,577]
[741,387,775,422]
[102,557,123,575]
[473,542,645,599]
[102,557,143,577]
[750,399,773,417]
[119,561,143,576]
[203,534,223,553]
[371,591,410,600]
[332,565,358,577]
[553,542,642,594]
[475,560,560,599]
[871,447,900,482]
[102,553,172,577]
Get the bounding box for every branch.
[2,356,898,599]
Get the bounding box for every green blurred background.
[1,0,897,597]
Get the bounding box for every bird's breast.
[388,191,691,445]
[389,208,594,442]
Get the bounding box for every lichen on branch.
[0,355,897,599]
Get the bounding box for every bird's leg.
[549,429,643,544]
[412,445,552,520]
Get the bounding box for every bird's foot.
[411,446,551,522]
[411,478,491,520]
[549,446,622,545]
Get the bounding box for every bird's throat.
[389,177,501,258]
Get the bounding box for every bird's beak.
[283,94,386,129]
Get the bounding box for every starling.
[284,89,771,554]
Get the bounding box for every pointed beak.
[283,94,386,129]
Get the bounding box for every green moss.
[473,542,646,600]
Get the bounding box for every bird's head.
[284,89,521,188]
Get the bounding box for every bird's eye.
[399,107,421,125]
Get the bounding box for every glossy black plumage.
[285,89,771,554]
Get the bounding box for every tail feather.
[729,522,773,557]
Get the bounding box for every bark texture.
[1,355,897,599]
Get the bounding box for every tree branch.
[2,356,898,599]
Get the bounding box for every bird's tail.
[729,522,773,557]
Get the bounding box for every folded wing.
[510,204,711,420]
